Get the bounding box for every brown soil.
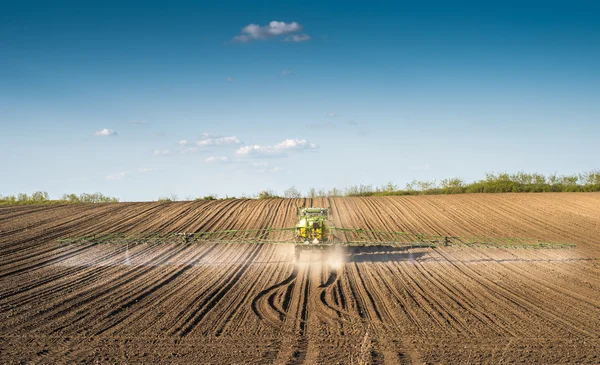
[1,193,599,364]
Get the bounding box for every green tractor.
[295,207,333,258]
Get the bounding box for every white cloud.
[236,145,265,155]
[284,34,311,42]
[349,120,358,126]
[196,136,241,147]
[160,135,241,156]
[280,69,292,76]
[233,21,305,42]
[154,149,175,156]
[181,147,199,154]
[236,138,318,157]
[94,128,117,137]
[129,120,148,125]
[274,138,317,150]
[205,156,230,163]
[106,171,127,181]
[138,167,158,172]
[227,76,234,82]
[328,112,337,117]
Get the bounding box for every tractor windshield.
[302,208,327,216]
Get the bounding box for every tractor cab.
[295,207,331,244]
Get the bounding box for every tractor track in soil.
[1,193,600,364]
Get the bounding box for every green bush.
[257,190,280,199]
[0,191,119,205]
[201,195,218,200]
[298,170,600,198]
[157,194,178,202]
[283,186,302,198]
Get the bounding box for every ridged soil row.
[2,242,193,335]
[411,196,495,238]
[406,259,517,337]
[312,264,379,364]
[353,260,424,364]
[82,243,228,337]
[183,199,247,232]
[0,242,154,306]
[469,195,590,244]
[251,264,298,331]
[0,204,89,237]
[271,263,312,365]
[341,261,412,364]
[300,262,350,365]
[432,248,597,338]
[462,247,600,304]
[172,244,283,336]
[0,202,169,278]
[82,202,193,236]
[169,243,264,337]
[102,242,258,337]
[0,203,129,257]
[447,249,600,336]
[410,249,598,339]
[391,260,463,335]
[377,197,450,235]
[209,246,292,336]
[0,205,61,220]
[443,194,598,251]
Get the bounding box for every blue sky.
[1,0,599,201]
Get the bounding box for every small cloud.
[162,135,241,156]
[284,34,311,42]
[154,149,175,156]
[106,171,127,181]
[236,145,265,156]
[328,113,337,117]
[280,69,292,76]
[274,139,317,150]
[138,167,158,173]
[236,138,318,157]
[205,156,230,163]
[233,21,306,42]
[129,120,148,125]
[196,136,241,147]
[348,120,358,126]
[227,77,234,82]
[94,128,117,137]
[181,147,199,154]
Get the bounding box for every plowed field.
[1,193,599,364]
